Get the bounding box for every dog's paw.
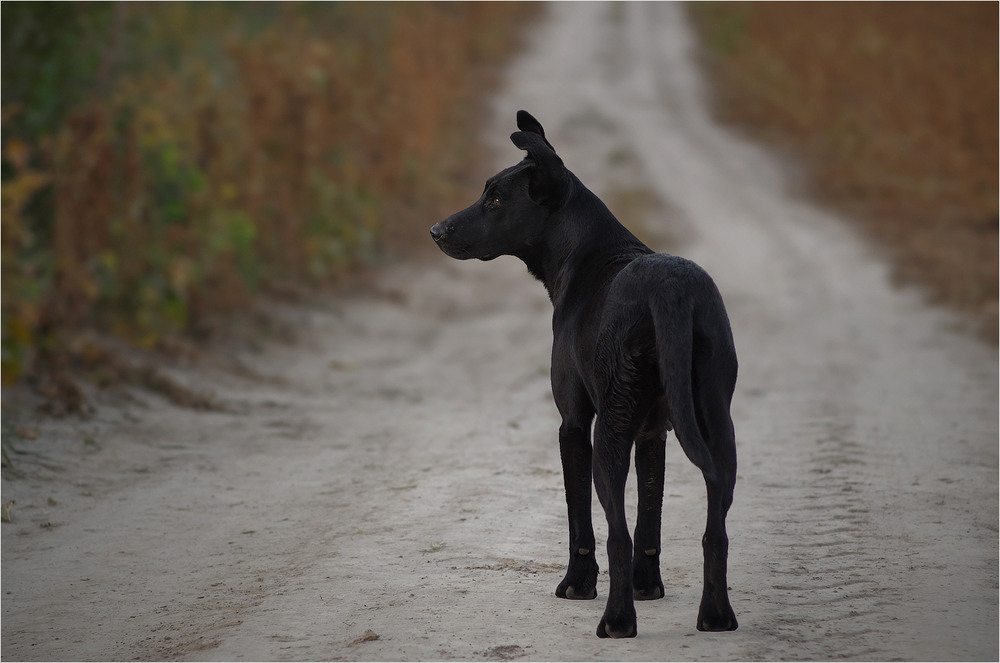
[632,554,664,601]
[696,603,738,632]
[596,615,637,639]
[556,553,599,600]
[633,585,663,601]
[556,577,597,600]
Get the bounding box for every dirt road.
[3,4,996,661]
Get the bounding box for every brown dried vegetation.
[1,3,536,401]
[688,2,998,340]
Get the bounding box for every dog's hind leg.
[632,398,668,601]
[593,411,638,638]
[697,449,737,631]
[651,291,739,631]
[694,350,739,631]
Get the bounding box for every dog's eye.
[487,196,500,209]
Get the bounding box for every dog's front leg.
[554,419,599,600]
[593,416,637,639]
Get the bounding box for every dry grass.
[688,2,998,340]
[1,3,537,399]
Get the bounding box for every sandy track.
[2,3,997,661]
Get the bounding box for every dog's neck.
[516,178,651,305]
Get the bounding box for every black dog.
[430,111,738,638]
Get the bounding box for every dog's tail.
[650,294,718,481]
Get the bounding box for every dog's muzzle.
[431,219,493,260]
[430,220,471,258]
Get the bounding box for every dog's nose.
[430,222,448,243]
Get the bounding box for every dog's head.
[430,110,571,261]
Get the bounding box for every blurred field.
[688,2,998,340]
[1,2,535,393]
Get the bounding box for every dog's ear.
[510,130,570,211]
[516,110,555,151]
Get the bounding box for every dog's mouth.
[433,236,473,260]
[430,226,497,261]
[438,242,498,262]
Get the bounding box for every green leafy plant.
[1,2,537,390]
